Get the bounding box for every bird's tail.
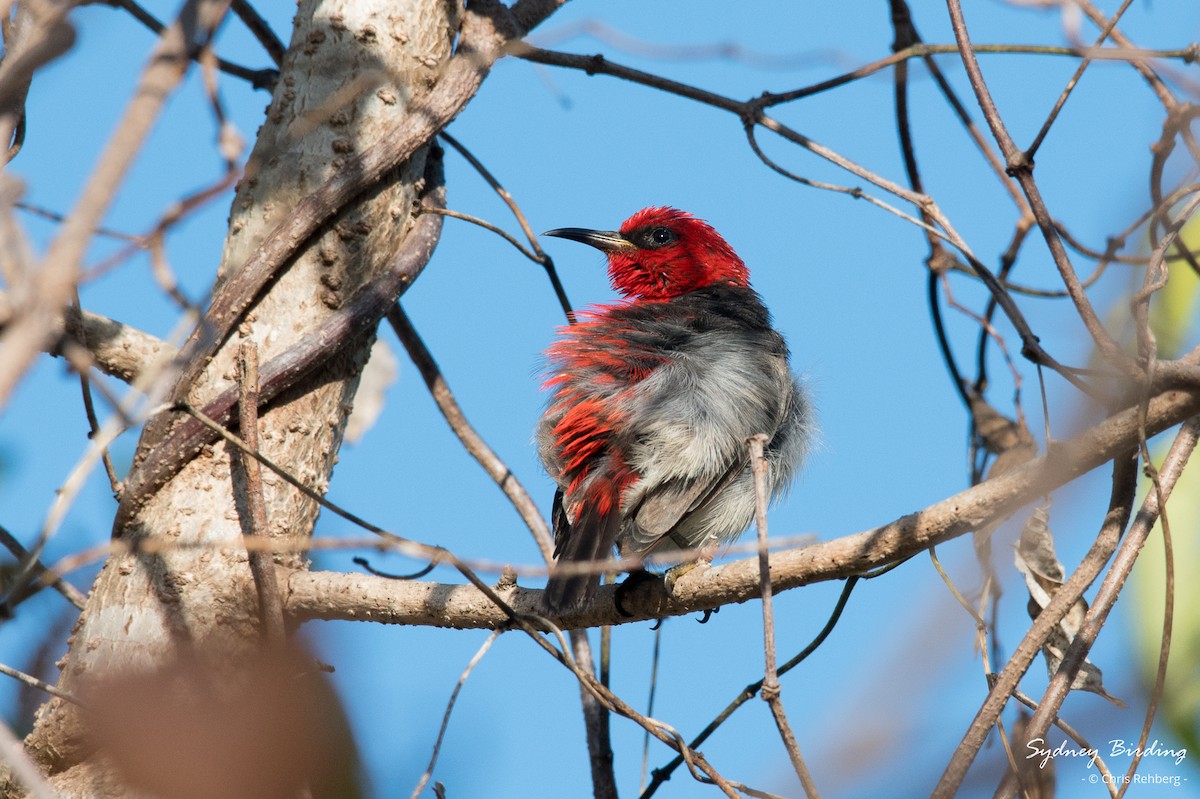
[544,495,620,614]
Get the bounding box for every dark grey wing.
[623,453,748,554]
[544,490,621,612]
[550,488,570,557]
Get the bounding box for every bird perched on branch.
[537,207,811,612]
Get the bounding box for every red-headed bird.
[538,207,811,612]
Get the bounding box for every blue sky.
[2,1,1199,797]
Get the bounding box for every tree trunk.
[20,0,457,793]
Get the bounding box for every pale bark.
[22,0,458,792]
[284,382,1200,630]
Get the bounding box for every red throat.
[608,207,750,301]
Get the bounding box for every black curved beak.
[543,227,637,254]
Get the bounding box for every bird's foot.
[662,561,720,622]
[614,569,659,617]
[663,559,709,596]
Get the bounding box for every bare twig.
[755,41,1195,108]
[0,0,228,408]
[230,0,285,67]
[1074,0,1179,110]
[387,304,553,559]
[750,434,820,798]
[570,629,617,799]
[438,131,574,321]
[0,524,86,611]
[420,206,542,262]
[0,662,85,707]
[943,0,1139,379]
[409,631,501,799]
[934,453,1139,797]
[1024,0,1135,160]
[234,342,286,645]
[642,575,859,798]
[67,290,124,495]
[996,418,1199,797]
[106,0,279,90]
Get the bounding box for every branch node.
[1006,151,1033,177]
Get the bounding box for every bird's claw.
[663,560,707,596]
[614,569,658,617]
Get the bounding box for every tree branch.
[0,289,173,384]
[120,0,564,533]
[113,163,447,534]
[0,0,228,408]
[285,380,1200,630]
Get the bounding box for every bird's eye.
[637,226,678,249]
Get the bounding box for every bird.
[536,206,811,613]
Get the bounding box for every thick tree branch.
[285,381,1200,630]
[120,0,564,534]
[112,162,446,535]
[0,289,173,384]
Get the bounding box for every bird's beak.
[543,227,637,254]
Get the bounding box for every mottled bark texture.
[21,1,457,793]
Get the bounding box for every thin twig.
[438,130,574,321]
[230,0,285,67]
[756,41,1197,107]
[107,0,278,89]
[1024,0,1135,160]
[409,631,501,799]
[642,576,860,798]
[750,434,820,798]
[1074,0,1179,111]
[888,0,970,413]
[570,628,617,799]
[997,418,1199,797]
[387,304,553,560]
[420,206,542,262]
[69,289,123,495]
[933,454,1140,797]
[0,524,86,611]
[15,201,140,242]
[0,661,86,707]
[234,341,286,646]
[943,0,1139,380]
[639,622,663,794]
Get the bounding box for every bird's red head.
[544,207,750,301]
